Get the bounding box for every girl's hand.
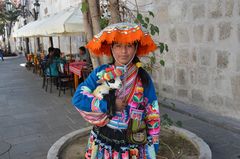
[115,97,127,111]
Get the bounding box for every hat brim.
[86,23,157,57]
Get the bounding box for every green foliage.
[81,2,88,13]
[0,1,21,23]
[161,114,174,128]
[136,12,168,69]
[0,23,4,35]
[159,102,182,128]
[80,1,110,30]
[160,60,165,66]
[0,1,21,36]
[176,121,183,127]
[148,11,154,17]
[4,10,21,22]
[165,44,168,52]
[144,17,149,23]
[137,13,143,23]
[159,42,168,54]
[99,17,109,29]
[161,113,183,128]
[150,24,159,35]
[0,13,6,22]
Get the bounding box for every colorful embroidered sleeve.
[144,74,160,153]
[72,65,109,113]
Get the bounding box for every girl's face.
[112,43,136,66]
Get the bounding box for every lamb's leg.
[103,89,117,118]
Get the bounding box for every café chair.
[42,63,58,93]
[57,63,74,96]
[25,53,34,70]
[81,66,92,82]
[33,54,42,75]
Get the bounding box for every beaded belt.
[93,126,127,146]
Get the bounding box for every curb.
[3,54,21,60]
[47,126,211,159]
[47,126,92,159]
[168,126,212,159]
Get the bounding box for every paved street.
[0,57,240,159]
[0,57,88,159]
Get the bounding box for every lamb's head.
[97,66,124,90]
[105,76,122,89]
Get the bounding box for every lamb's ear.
[97,79,104,84]
[96,70,105,79]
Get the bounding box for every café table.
[69,61,87,89]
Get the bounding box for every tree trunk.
[109,0,121,24]
[88,0,107,65]
[82,0,100,68]
[88,0,101,35]
[82,0,93,46]
[6,21,13,54]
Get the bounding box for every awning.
[13,7,85,37]
[13,21,37,37]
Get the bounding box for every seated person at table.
[41,47,54,68]
[75,46,91,64]
[45,48,65,76]
[45,47,54,61]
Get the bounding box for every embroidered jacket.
[72,64,160,153]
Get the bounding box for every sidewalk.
[160,107,240,159]
[0,57,88,159]
[0,57,239,159]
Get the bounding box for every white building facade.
[133,0,240,124]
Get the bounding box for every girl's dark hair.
[132,56,149,88]
[110,56,149,88]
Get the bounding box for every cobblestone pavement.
[0,57,239,159]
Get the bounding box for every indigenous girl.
[72,22,160,159]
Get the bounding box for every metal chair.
[42,62,58,93]
[57,63,74,96]
[80,66,92,81]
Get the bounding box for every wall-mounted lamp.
[20,0,40,20]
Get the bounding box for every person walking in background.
[72,22,160,158]
[0,48,4,61]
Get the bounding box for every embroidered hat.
[86,22,157,57]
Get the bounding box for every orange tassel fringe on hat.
[86,22,157,57]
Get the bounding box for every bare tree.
[88,0,111,65]
[0,1,21,54]
[82,0,100,68]
[82,0,122,66]
[88,0,101,35]
[109,0,121,23]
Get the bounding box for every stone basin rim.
[47,126,212,159]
